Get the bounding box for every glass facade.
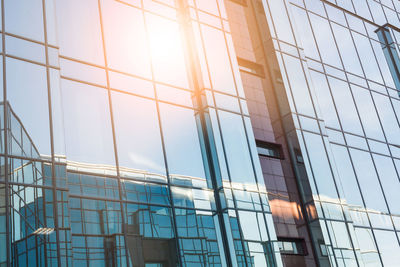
[260,0,400,266]
[2,0,400,266]
[0,0,283,266]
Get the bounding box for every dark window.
[237,57,265,78]
[277,237,307,256]
[256,140,283,159]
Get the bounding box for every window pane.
[218,111,256,186]
[349,149,387,213]
[309,14,341,68]
[159,104,206,185]
[6,57,51,157]
[303,132,338,201]
[61,79,115,166]
[328,77,363,135]
[146,14,189,88]
[283,54,315,117]
[373,92,400,146]
[5,0,44,41]
[372,154,400,214]
[101,0,151,78]
[331,23,363,76]
[55,0,105,65]
[331,144,363,207]
[354,228,382,267]
[201,25,236,95]
[351,85,385,141]
[111,92,166,177]
[374,230,400,266]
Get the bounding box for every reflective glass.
[374,230,400,266]
[6,58,51,157]
[350,85,385,141]
[331,144,363,207]
[55,0,105,65]
[303,132,338,201]
[112,91,166,176]
[354,228,382,267]
[61,79,115,166]
[201,25,236,95]
[283,54,315,117]
[331,23,363,76]
[372,92,400,146]
[5,0,44,42]
[159,104,206,185]
[218,111,255,186]
[372,154,400,215]
[309,14,341,68]
[309,70,340,128]
[328,77,363,135]
[349,149,388,213]
[101,0,152,78]
[146,13,189,88]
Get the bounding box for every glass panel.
[309,14,341,68]
[331,23,363,76]
[159,104,206,186]
[372,154,400,215]
[201,25,236,95]
[218,111,256,186]
[354,228,382,267]
[350,85,385,141]
[352,32,383,83]
[373,92,400,146]
[61,79,115,166]
[374,230,400,266]
[6,58,51,157]
[55,0,105,65]
[309,70,340,128]
[175,208,222,265]
[331,144,363,207]
[303,132,338,201]
[349,149,388,213]
[328,77,363,135]
[112,91,166,177]
[146,13,189,88]
[283,54,315,117]
[101,0,152,78]
[5,0,44,41]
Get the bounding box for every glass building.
[1,0,400,267]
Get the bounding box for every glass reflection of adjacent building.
[0,0,283,266]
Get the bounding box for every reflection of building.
[2,0,400,267]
